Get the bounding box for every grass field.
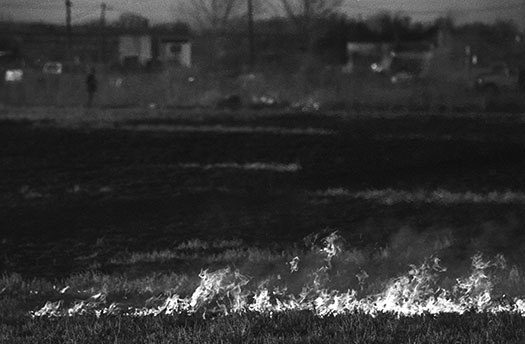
[2,108,525,343]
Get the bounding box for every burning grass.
[2,234,524,320]
[2,233,525,343]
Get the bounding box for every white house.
[118,34,191,68]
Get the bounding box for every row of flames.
[32,233,525,318]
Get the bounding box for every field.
[2,107,525,343]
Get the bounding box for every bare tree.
[173,0,245,33]
[275,0,343,45]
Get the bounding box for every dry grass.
[3,68,522,112]
[3,312,524,344]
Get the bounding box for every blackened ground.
[2,112,525,277]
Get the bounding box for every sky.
[1,0,524,29]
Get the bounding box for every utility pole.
[248,0,255,69]
[65,0,72,62]
[100,2,107,64]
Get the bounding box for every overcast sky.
[2,0,524,29]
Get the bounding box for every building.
[157,36,191,67]
[118,34,191,68]
[0,23,191,70]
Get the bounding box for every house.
[0,23,191,70]
[118,33,191,68]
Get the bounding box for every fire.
[31,233,525,318]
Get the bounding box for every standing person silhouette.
[86,67,97,107]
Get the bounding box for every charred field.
[2,109,525,343]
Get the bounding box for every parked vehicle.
[41,61,84,74]
[474,62,521,94]
[42,62,63,75]
[371,51,432,85]
[388,56,427,85]
[5,68,23,82]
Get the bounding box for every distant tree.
[365,12,437,42]
[454,20,521,65]
[456,20,519,44]
[274,0,343,49]
[0,12,13,22]
[366,12,405,42]
[0,37,19,54]
[117,12,150,30]
[0,36,21,66]
[173,0,245,33]
[151,22,191,35]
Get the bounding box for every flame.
[288,256,300,273]
[30,233,525,318]
[320,231,343,268]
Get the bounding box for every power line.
[2,0,61,6]
[3,0,149,12]
[72,10,100,22]
[1,4,64,10]
[4,0,64,2]
[2,1,101,10]
[71,4,118,21]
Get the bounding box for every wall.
[118,36,152,65]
